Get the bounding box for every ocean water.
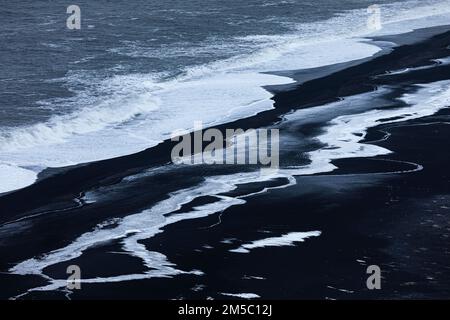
[1,0,450,192]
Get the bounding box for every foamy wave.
[0,86,160,152]
[0,72,292,192]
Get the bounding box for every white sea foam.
[230,231,322,253]
[0,88,161,153]
[220,293,260,299]
[2,0,450,193]
[435,56,450,65]
[0,73,293,193]
[0,164,37,194]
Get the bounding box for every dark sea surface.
[1,0,402,126]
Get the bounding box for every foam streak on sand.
[284,80,450,177]
[9,170,294,297]
[220,293,260,299]
[230,231,322,253]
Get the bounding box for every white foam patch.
[435,56,450,65]
[3,0,450,192]
[381,55,450,76]
[220,293,260,299]
[0,164,37,194]
[230,231,322,253]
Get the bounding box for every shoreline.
[1,25,449,218]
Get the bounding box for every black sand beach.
[1,26,450,300]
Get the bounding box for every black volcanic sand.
[53,111,449,301]
[21,108,450,300]
[1,26,450,299]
